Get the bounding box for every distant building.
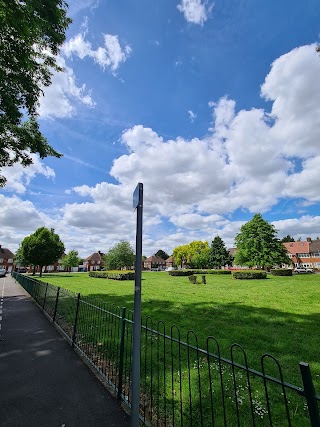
[165,256,175,269]
[284,237,320,269]
[84,251,104,271]
[144,255,166,271]
[0,245,14,273]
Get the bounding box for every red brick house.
[0,245,14,273]
[283,240,312,268]
[85,251,104,271]
[165,256,175,269]
[144,255,166,271]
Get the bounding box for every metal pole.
[300,362,320,427]
[131,183,143,427]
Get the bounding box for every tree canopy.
[155,249,169,260]
[281,235,295,243]
[103,241,135,270]
[21,227,65,276]
[0,0,71,185]
[234,214,290,269]
[61,249,81,272]
[209,236,231,269]
[173,241,209,268]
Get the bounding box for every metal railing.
[13,272,320,426]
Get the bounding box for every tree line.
[15,214,291,276]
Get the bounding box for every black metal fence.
[12,273,320,427]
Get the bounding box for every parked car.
[17,267,27,273]
[0,268,7,277]
[294,267,314,273]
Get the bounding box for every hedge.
[168,269,231,276]
[232,271,267,280]
[168,270,196,276]
[270,269,293,276]
[89,271,135,280]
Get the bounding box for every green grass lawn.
[36,271,320,391]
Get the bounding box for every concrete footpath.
[0,275,130,427]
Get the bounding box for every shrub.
[233,271,267,280]
[270,269,292,276]
[188,275,197,284]
[89,271,135,280]
[168,270,196,276]
[168,269,231,276]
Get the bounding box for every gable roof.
[86,251,104,262]
[145,255,166,263]
[0,246,14,259]
[309,239,320,253]
[283,241,310,255]
[166,256,174,263]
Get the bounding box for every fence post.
[300,362,320,427]
[42,282,48,310]
[117,307,127,402]
[72,293,81,348]
[53,287,60,323]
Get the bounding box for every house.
[283,240,312,268]
[84,250,104,271]
[165,256,175,269]
[282,237,320,269]
[144,255,166,271]
[0,245,14,273]
[309,238,320,269]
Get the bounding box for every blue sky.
[1,0,320,257]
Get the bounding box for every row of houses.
[2,237,320,273]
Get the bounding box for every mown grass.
[36,271,320,390]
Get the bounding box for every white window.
[297,253,309,258]
[91,260,95,264]
[8,258,13,263]
[302,263,312,268]
[0,258,3,263]
[97,261,100,264]
[287,254,293,258]
[47,265,54,271]
[314,262,320,268]
[312,252,320,257]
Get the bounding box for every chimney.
[306,237,312,242]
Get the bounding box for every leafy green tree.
[155,249,169,260]
[14,246,30,268]
[209,236,231,269]
[281,235,295,243]
[103,241,135,270]
[191,248,211,268]
[0,0,71,186]
[173,241,209,268]
[234,214,290,270]
[21,227,65,277]
[61,249,81,272]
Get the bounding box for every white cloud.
[177,0,213,25]
[1,154,55,194]
[2,44,320,258]
[188,110,197,122]
[62,33,131,72]
[38,56,95,119]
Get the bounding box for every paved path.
[0,275,130,427]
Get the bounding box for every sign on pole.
[131,183,143,427]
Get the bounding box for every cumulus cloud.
[1,154,55,194]
[38,56,95,119]
[62,32,132,72]
[2,43,320,257]
[177,0,213,25]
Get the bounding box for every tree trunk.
[32,265,36,276]
[39,266,43,277]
